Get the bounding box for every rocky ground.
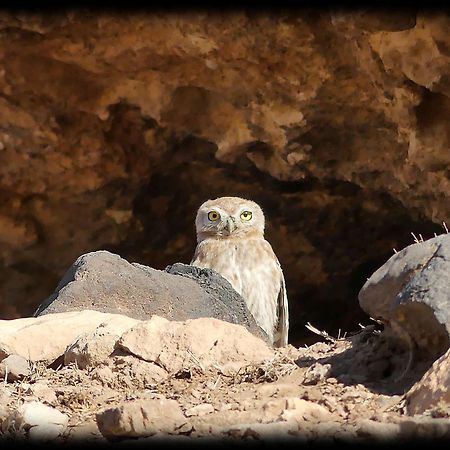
[1,312,450,446]
[0,233,449,446]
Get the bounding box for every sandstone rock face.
[34,250,268,343]
[358,233,450,359]
[1,11,448,345]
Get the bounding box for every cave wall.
[0,9,448,344]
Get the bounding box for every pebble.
[0,354,31,382]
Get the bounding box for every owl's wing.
[190,243,202,266]
[273,263,289,347]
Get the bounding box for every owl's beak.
[225,217,236,234]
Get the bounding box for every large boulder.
[358,233,450,359]
[33,251,268,344]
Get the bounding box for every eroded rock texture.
[0,9,448,344]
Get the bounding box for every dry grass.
[393,222,448,254]
[232,352,298,384]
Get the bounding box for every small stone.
[185,403,214,417]
[13,401,68,441]
[0,404,9,424]
[322,397,347,418]
[91,365,115,384]
[281,397,334,422]
[356,419,401,441]
[25,383,58,405]
[67,419,106,442]
[190,389,201,399]
[0,354,31,382]
[225,421,302,439]
[65,332,118,369]
[313,421,343,440]
[219,403,233,411]
[96,397,187,439]
[302,363,331,385]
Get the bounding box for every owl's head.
[195,196,265,242]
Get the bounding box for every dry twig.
[305,322,338,343]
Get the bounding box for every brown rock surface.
[0,10,448,346]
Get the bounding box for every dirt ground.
[1,322,449,446]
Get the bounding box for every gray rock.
[0,354,31,382]
[358,233,450,358]
[33,251,269,343]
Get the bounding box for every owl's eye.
[208,211,221,221]
[240,211,252,221]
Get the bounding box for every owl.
[191,196,289,347]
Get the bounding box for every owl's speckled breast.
[191,237,282,341]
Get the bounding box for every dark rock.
[33,251,269,344]
[358,233,450,359]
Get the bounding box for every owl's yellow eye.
[208,211,221,221]
[240,211,252,221]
